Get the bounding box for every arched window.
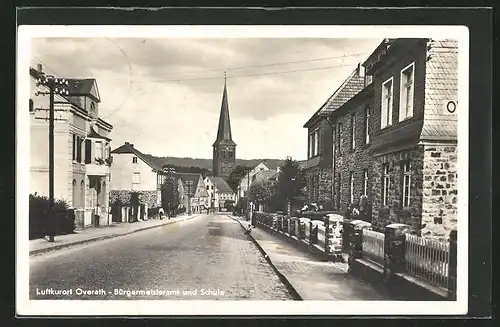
[72,180,77,207]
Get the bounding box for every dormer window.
[381,77,394,129]
[399,62,415,121]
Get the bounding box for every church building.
[212,76,236,180]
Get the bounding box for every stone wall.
[421,144,458,240]
[371,146,424,232]
[332,91,374,214]
[109,190,159,208]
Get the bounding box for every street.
[30,213,294,300]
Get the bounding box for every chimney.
[130,144,134,148]
[125,142,129,145]
[357,63,365,77]
[37,63,43,73]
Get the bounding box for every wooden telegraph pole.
[35,65,70,242]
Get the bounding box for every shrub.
[29,194,74,240]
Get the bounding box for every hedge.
[29,194,75,240]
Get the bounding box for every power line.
[142,52,370,77]
[136,60,361,83]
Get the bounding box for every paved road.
[30,213,293,300]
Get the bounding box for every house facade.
[110,142,167,220]
[302,66,365,209]
[236,160,280,203]
[364,38,458,239]
[205,176,236,210]
[30,65,113,227]
[330,79,374,214]
[176,173,209,213]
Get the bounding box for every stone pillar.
[383,223,413,282]
[324,215,331,254]
[447,229,457,300]
[74,208,84,230]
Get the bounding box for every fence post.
[346,221,363,269]
[383,223,412,283]
[447,229,457,300]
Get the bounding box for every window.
[29,99,34,112]
[72,134,76,161]
[76,136,82,163]
[381,78,393,129]
[85,139,92,164]
[350,113,356,150]
[363,170,368,196]
[400,63,415,121]
[349,172,354,204]
[132,156,138,164]
[382,164,390,206]
[206,185,209,190]
[132,172,140,187]
[95,142,103,160]
[402,162,411,207]
[72,180,77,207]
[364,106,370,144]
[308,129,320,158]
[80,180,85,208]
[314,129,320,156]
[337,123,343,154]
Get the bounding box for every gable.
[89,81,100,102]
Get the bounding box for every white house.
[236,160,282,203]
[204,176,236,210]
[29,64,113,228]
[110,142,173,221]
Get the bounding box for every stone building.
[212,77,236,180]
[302,66,366,209]
[364,38,458,239]
[329,71,374,215]
[30,65,113,227]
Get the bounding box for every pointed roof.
[207,176,234,194]
[213,77,236,147]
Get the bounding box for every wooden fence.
[361,229,385,266]
[405,233,450,289]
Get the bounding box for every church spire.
[213,72,236,146]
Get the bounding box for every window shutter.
[381,99,387,129]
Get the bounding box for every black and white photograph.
[16,24,469,316]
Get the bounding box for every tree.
[275,157,306,215]
[161,176,180,212]
[248,179,275,209]
[227,165,253,192]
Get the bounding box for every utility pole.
[185,180,194,215]
[35,65,70,242]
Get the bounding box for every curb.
[29,214,202,256]
[229,215,303,301]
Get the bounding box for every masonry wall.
[421,144,458,240]
[371,146,424,232]
[332,91,374,214]
[305,168,332,208]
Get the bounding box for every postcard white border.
[17,25,469,316]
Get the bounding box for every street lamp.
[35,69,70,242]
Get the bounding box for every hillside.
[142,155,287,172]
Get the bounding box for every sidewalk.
[231,216,390,300]
[29,213,203,256]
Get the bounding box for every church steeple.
[213,73,236,147]
[212,73,236,179]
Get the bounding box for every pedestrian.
[158,207,165,220]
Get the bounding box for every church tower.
[213,74,236,179]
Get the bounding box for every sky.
[30,37,381,160]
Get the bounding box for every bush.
[29,194,74,240]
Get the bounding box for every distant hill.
[142,155,288,172]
